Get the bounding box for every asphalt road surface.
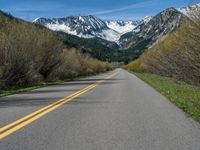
[0,69,200,150]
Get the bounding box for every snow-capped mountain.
[33,15,153,43]
[105,16,152,35]
[143,16,153,24]
[33,5,192,48]
[33,15,120,42]
[177,3,200,16]
[119,7,186,49]
[105,20,141,35]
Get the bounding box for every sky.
[0,0,195,21]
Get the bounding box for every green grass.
[0,81,64,97]
[134,72,200,123]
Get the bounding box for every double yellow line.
[0,71,117,140]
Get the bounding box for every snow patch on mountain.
[105,21,138,34]
[99,29,121,42]
[105,16,152,35]
[177,3,200,16]
[143,16,153,24]
[46,22,120,41]
[46,23,80,37]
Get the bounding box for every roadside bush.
[125,8,200,85]
[124,59,145,73]
[0,20,64,89]
[0,19,112,90]
[49,48,112,80]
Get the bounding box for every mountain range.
[33,4,196,51]
[33,16,153,43]
[119,7,186,50]
[0,4,199,63]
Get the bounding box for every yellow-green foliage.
[125,9,200,85]
[0,20,64,88]
[0,19,112,89]
[124,59,145,72]
[50,48,112,80]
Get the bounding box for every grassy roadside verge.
[133,72,200,123]
[0,81,65,97]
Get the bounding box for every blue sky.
[0,0,192,21]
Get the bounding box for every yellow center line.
[0,81,97,132]
[0,71,117,140]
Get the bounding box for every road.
[0,69,200,150]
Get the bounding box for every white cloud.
[92,0,155,15]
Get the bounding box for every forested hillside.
[0,12,111,90]
[56,32,119,62]
[125,8,200,85]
